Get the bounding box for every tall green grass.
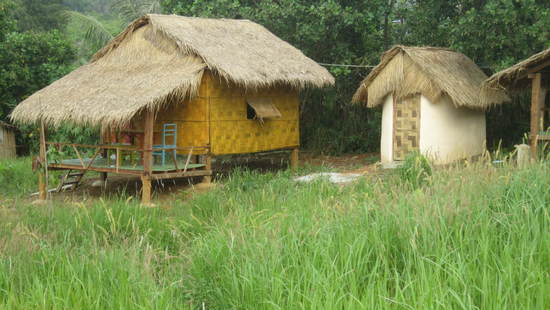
[0,158,62,199]
[0,158,548,309]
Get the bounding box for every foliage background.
[1,0,549,154]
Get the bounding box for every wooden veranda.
[36,111,212,204]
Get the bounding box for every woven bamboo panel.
[210,97,246,121]
[210,95,299,121]
[204,72,244,98]
[176,121,209,155]
[0,127,16,159]
[150,122,209,155]
[206,69,300,154]
[148,70,300,156]
[156,97,207,122]
[211,120,299,154]
[393,95,420,161]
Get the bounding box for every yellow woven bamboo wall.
[205,72,300,155]
[155,95,209,155]
[154,71,299,156]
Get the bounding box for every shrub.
[398,151,432,189]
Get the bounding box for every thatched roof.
[352,46,509,109]
[10,14,334,127]
[483,48,550,92]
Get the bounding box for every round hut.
[353,46,509,165]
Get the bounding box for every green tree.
[0,0,15,40]
[13,0,69,31]
[112,0,160,21]
[0,0,77,152]
[0,31,75,119]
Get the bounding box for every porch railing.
[45,142,210,174]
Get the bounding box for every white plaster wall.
[419,95,486,164]
[380,94,393,163]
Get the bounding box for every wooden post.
[141,110,154,204]
[290,148,299,169]
[141,175,151,204]
[539,87,547,131]
[530,73,542,159]
[202,154,212,183]
[38,121,47,200]
[99,125,108,183]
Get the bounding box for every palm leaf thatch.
[482,47,550,93]
[352,46,509,109]
[11,14,334,127]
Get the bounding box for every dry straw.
[352,45,509,109]
[11,14,334,128]
[483,47,550,93]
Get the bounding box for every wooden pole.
[38,121,47,200]
[99,125,108,183]
[202,154,212,183]
[141,175,151,204]
[290,148,299,169]
[539,87,547,131]
[530,73,542,159]
[141,110,154,204]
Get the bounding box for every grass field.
[0,156,548,309]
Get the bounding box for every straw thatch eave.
[352,46,509,109]
[482,48,550,93]
[10,14,334,128]
[11,24,206,128]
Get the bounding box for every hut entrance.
[393,94,420,161]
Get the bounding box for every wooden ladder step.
[56,169,87,193]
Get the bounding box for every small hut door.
[393,95,420,161]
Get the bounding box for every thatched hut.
[10,14,334,203]
[483,48,550,157]
[353,46,508,165]
[0,121,16,159]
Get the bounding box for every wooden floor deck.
[49,158,206,173]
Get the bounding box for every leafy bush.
[398,151,432,189]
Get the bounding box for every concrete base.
[381,161,404,169]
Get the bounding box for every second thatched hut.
[353,46,509,165]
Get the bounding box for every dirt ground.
[42,152,381,203]
[300,152,380,173]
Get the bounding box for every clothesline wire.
[318,62,492,69]
[317,63,375,68]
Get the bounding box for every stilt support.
[290,148,299,169]
[530,73,542,159]
[141,175,152,205]
[38,171,47,200]
[141,109,154,205]
[100,172,108,184]
[37,121,47,201]
[202,155,212,183]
